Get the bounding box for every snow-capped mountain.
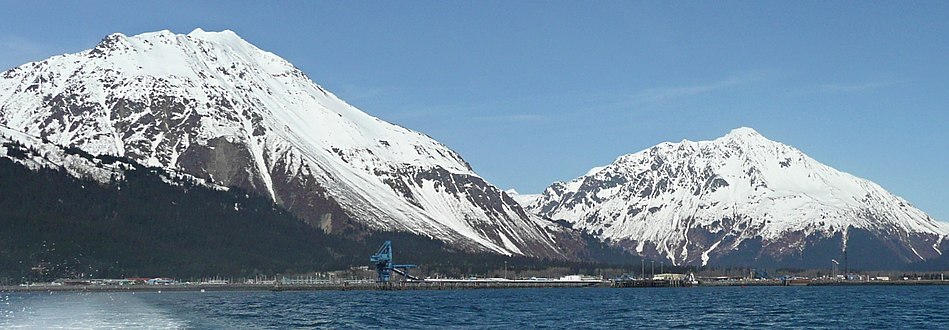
[0,29,564,258]
[525,127,949,268]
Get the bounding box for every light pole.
[831,259,839,281]
[641,259,645,280]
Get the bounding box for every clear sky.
[1,1,947,220]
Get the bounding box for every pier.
[1,278,607,293]
[373,279,604,290]
[5,277,949,293]
[610,279,691,288]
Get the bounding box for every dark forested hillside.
[0,157,370,280]
[0,157,642,282]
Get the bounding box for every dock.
[610,279,693,288]
[373,279,605,290]
[1,278,607,293]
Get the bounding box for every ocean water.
[2,286,948,329]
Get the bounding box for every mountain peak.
[186,28,246,44]
[712,127,778,150]
[723,126,764,139]
[91,29,257,57]
[104,32,128,39]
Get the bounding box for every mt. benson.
[521,128,949,269]
[0,29,574,259]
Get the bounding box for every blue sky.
[1,1,947,220]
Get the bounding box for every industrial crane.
[370,241,419,283]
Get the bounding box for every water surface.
[2,286,947,329]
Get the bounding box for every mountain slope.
[0,29,563,258]
[525,127,949,268]
[3,127,632,280]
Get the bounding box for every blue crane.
[370,240,419,283]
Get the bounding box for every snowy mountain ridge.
[0,124,214,190]
[0,29,565,258]
[525,127,949,267]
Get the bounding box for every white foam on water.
[0,292,187,329]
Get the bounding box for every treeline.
[0,157,372,281]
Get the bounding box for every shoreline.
[700,279,949,287]
[0,280,605,293]
[3,279,949,293]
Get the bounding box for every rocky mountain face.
[0,29,566,258]
[524,128,949,269]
